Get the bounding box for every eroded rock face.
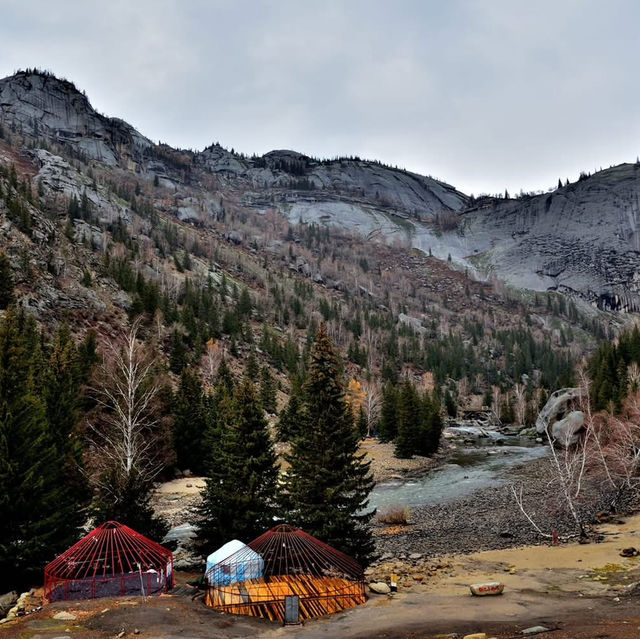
[455,166,640,308]
[3,70,639,310]
[200,145,469,222]
[0,71,151,167]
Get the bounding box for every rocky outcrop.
[3,70,639,310]
[453,166,640,307]
[200,145,469,221]
[551,411,586,448]
[535,388,584,436]
[0,71,151,167]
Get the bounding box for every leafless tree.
[514,383,527,426]
[202,337,223,386]
[492,385,502,419]
[362,379,382,437]
[86,320,170,508]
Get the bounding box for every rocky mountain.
[454,168,640,311]
[2,69,637,314]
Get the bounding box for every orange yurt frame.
[204,524,366,622]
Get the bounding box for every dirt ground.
[3,516,640,639]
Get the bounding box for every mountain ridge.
[1,68,639,311]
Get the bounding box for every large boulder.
[551,411,585,448]
[535,387,583,435]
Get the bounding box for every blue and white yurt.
[206,539,264,586]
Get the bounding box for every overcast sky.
[1,0,639,195]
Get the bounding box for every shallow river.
[369,437,548,511]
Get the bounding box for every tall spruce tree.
[282,325,375,566]
[276,375,303,441]
[172,367,207,474]
[42,324,90,523]
[0,310,81,590]
[378,383,398,442]
[394,380,421,458]
[0,252,14,310]
[259,365,277,414]
[198,378,279,548]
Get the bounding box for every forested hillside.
[0,69,624,592]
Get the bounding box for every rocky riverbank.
[371,455,637,564]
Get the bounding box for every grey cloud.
[0,0,639,195]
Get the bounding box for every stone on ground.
[52,611,77,621]
[369,581,391,594]
[469,582,504,596]
[521,627,550,635]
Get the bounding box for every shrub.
[376,506,410,525]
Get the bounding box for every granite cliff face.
[0,71,151,168]
[453,165,640,310]
[1,69,639,311]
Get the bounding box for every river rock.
[0,591,17,616]
[469,582,504,596]
[53,611,77,621]
[162,523,197,546]
[369,582,390,594]
[551,411,585,448]
[535,388,583,435]
[521,627,550,636]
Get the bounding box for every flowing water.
[369,435,548,511]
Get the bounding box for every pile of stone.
[365,552,454,591]
[0,589,36,624]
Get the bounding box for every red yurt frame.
[44,521,174,603]
[205,524,366,622]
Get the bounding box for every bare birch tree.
[362,379,382,437]
[514,383,527,426]
[87,320,169,535]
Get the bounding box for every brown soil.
[3,517,640,638]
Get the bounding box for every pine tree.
[198,379,279,548]
[42,324,90,522]
[0,252,14,310]
[281,325,375,566]
[245,349,259,381]
[215,358,235,395]
[172,367,207,474]
[237,287,252,318]
[169,329,188,374]
[276,376,303,441]
[0,310,81,590]
[445,389,457,417]
[378,383,398,442]
[356,405,368,438]
[259,365,277,414]
[418,392,443,456]
[394,380,421,458]
[77,329,98,383]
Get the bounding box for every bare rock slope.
[2,69,640,310]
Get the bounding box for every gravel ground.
[373,455,637,559]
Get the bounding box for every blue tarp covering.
[206,539,264,586]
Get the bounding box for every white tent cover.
[206,539,264,586]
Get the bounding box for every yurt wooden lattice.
[205,524,366,622]
[44,521,174,602]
